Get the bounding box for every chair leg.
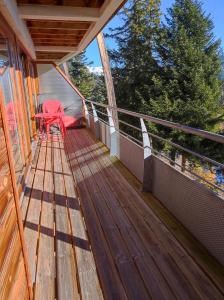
[39,119,43,133]
[61,121,66,137]
[46,122,50,135]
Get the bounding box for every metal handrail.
[85,99,224,144]
[88,112,143,145]
[118,119,224,169]
[85,99,224,193]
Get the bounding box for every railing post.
[91,102,100,139]
[83,99,90,127]
[107,107,118,156]
[140,118,153,192]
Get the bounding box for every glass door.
[0,35,23,181]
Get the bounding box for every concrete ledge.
[151,156,224,265]
[118,134,144,183]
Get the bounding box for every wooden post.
[25,59,37,139]
[96,31,119,129]
[33,63,40,98]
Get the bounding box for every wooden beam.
[35,46,78,52]
[0,0,36,60]
[33,63,39,97]
[36,60,56,64]
[31,33,84,39]
[32,38,81,43]
[17,0,103,8]
[0,44,7,50]
[36,54,66,60]
[27,21,90,30]
[34,42,79,47]
[97,31,118,128]
[24,58,37,138]
[19,4,100,22]
[29,30,87,37]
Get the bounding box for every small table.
[34,112,64,119]
[34,112,65,135]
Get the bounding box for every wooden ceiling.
[27,20,91,49]
[12,0,126,62]
[16,0,104,7]
[35,51,67,60]
[16,0,106,61]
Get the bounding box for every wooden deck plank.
[59,139,103,300]
[83,128,224,299]
[69,131,150,300]
[69,129,223,299]
[22,135,104,300]
[52,138,80,300]
[22,128,224,300]
[107,151,224,295]
[35,139,55,300]
[75,129,193,298]
[102,155,224,299]
[21,140,41,222]
[65,134,127,300]
[21,167,35,222]
[74,130,175,300]
[24,140,46,286]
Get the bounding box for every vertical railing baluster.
[107,107,118,156]
[91,102,100,139]
[140,118,153,192]
[83,99,90,127]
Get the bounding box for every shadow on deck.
[22,128,224,300]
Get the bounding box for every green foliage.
[107,0,161,114]
[151,0,223,162]
[92,74,107,103]
[109,0,223,164]
[68,0,224,167]
[68,52,106,102]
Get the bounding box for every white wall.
[37,64,82,121]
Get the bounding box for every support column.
[96,31,119,129]
[140,118,153,192]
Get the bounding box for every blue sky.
[85,0,224,67]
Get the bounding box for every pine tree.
[108,0,161,114]
[68,51,106,101]
[151,0,223,165]
[68,52,95,99]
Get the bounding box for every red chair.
[42,100,66,136]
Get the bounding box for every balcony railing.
[84,99,224,195]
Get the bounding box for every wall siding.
[37,64,83,125]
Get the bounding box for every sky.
[85,0,224,69]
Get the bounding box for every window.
[0,32,23,180]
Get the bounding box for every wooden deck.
[22,128,224,300]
